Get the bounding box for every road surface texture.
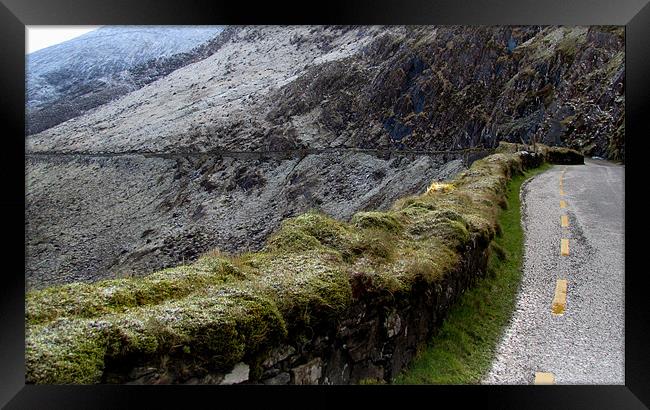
[483,158,624,384]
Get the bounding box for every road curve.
[483,158,624,385]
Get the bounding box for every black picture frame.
[1,0,648,408]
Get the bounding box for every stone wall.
[257,235,489,385]
[101,149,556,385]
[116,223,490,385]
[30,147,573,385]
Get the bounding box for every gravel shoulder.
[483,159,624,384]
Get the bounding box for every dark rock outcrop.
[265,26,624,160]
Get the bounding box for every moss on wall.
[25,145,578,384]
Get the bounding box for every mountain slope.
[25,25,624,289]
[28,25,624,160]
[26,25,224,135]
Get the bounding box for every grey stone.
[261,368,280,379]
[202,373,225,384]
[220,362,249,385]
[345,319,380,362]
[384,310,402,338]
[291,358,322,385]
[350,362,385,384]
[128,366,157,380]
[263,372,291,385]
[323,349,351,385]
[262,345,297,368]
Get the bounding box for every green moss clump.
[140,287,287,369]
[266,211,354,253]
[430,209,464,223]
[26,319,109,384]
[430,219,470,249]
[266,228,323,253]
[399,198,437,212]
[254,250,352,329]
[351,211,404,234]
[345,228,397,263]
[27,285,288,384]
[27,257,248,326]
[193,254,249,279]
[392,238,459,288]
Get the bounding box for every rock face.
[25,25,624,290]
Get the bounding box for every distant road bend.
[484,158,624,384]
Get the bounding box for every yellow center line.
[561,239,569,255]
[561,215,569,227]
[560,200,567,208]
[552,279,568,315]
[534,372,556,385]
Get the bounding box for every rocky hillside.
[25,25,624,290]
[26,25,224,135]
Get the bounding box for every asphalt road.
[483,158,624,385]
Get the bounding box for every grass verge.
[393,163,551,384]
